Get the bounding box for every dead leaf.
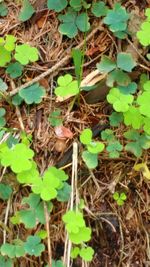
[37,15,47,29]
[54,126,73,139]
[134,163,150,180]
[55,139,66,152]
[126,207,135,220]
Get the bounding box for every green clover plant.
[113,192,127,206]
[137,8,150,46]
[80,128,105,168]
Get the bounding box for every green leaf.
[143,117,150,135]
[48,109,62,127]
[79,246,94,262]
[76,13,90,32]
[106,140,123,158]
[24,236,45,256]
[0,143,34,173]
[14,44,39,65]
[82,150,98,169]
[87,141,105,154]
[72,48,83,83]
[137,91,150,118]
[0,78,8,92]
[70,0,82,11]
[0,2,8,16]
[4,35,16,52]
[52,260,65,267]
[69,226,91,244]
[18,194,52,228]
[12,94,23,106]
[101,129,115,141]
[0,183,12,200]
[0,108,6,117]
[6,62,24,78]
[80,128,92,145]
[91,1,108,17]
[57,182,71,202]
[0,256,13,267]
[19,0,35,22]
[36,230,47,240]
[104,3,129,32]
[47,0,67,12]
[113,192,119,200]
[97,56,116,73]
[58,11,78,38]
[71,247,80,259]
[0,47,11,67]
[107,88,133,112]
[123,106,143,129]
[118,82,137,95]
[31,167,67,201]
[107,69,131,87]
[109,112,123,127]
[1,243,25,258]
[19,83,45,104]
[55,74,79,97]
[143,80,150,91]
[117,53,136,72]
[137,21,150,46]
[62,210,85,233]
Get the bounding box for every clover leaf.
[0,183,12,200]
[1,243,25,258]
[62,210,85,233]
[87,141,104,154]
[0,256,12,267]
[55,74,79,97]
[124,130,150,157]
[57,182,71,202]
[107,88,133,112]
[106,140,123,158]
[101,129,115,141]
[19,83,45,104]
[97,56,116,73]
[49,109,63,127]
[69,226,91,244]
[137,12,150,46]
[113,192,127,206]
[137,91,150,118]
[52,260,65,267]
[31,167,64,201]
[104,3,129,36]
[80,128,92,145]
[118,82,137,95]
[6,62,24,78]
[143,117,150,135]
[58,11,90,38]
[70,0,82,11]
[19,0,35,22]
[107,69,131,87]
[143,80,150,91]
[24,236,45,256]
[109,112,123,127]
[91,1,108,17]
[47,0,67,12]
[0,2,8,16]
[82,151,98,169]
[0,108,6,127]
[0,47,11,67]
[123,106,144,129]
[14,44,39,65]
[18,194,52,228]
[0,143,34,173]
[79,247,94,262]
[117,53,136,72]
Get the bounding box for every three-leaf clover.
[79,247,94,262]
[123,106,144,129]
[18,194,52,228]
[55,74,79,97]
[62,211,85,233]
[137,8,150,46]
[6,62,24,78]
[113,192,127,206]
[14,44,39,65]
[1,242,25,258]
[58,11,90,38]
[0,143,34,173]
[104,3,129,38]
[19,83,46,104]
[107,88,134,112]
[49,109,63,127]
[24,236,45,256]
[106,140,123,158]
[109,112,123,127]
[91,1,108,17]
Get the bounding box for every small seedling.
[113,192,127,206]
